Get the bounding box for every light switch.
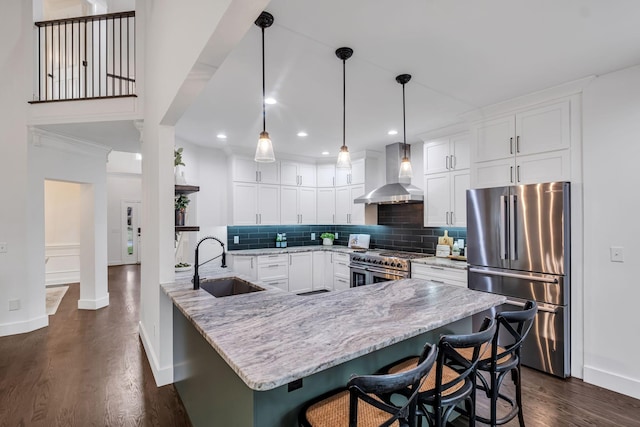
[335,233,339,239]
[233,236,239,244]
[311,233,315,240]
[610,246,624,262]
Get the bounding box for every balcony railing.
[31,11,136,103]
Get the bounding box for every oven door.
[350,266,370,287]
[369,267,408,284]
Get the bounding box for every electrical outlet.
[9,299,20,311]
[234,236,239,244]
[335,233,338,239]
[610,246,624,262]
[0,242,7,253]
[311,233,315,240]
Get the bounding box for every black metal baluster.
[98,18,101,97]
[126,16,129,95]
[112,16,115,96]
[119,16,122,96]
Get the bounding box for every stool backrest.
[347,343,438,427]
[493,300,538,364]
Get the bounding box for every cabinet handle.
[289,255,292,266]
[332,214,335,224]
[300,175,303,186]
[516,135,520,153]
[430,266,445,270]
[510,166,514,183]
[332,177,335,187]
[256,213,259,224]
[268,264,280,268]
[451,211,455,225]
[431,279,446,284]
[259,213,262,224]
[251,258,253,268]
[445,212,449,225]
[517,165,521,182]
[259,171,262,182]
[510,137,513,154]
[255,171,259,182]
[451,155,456,169]
[445,156,449,170]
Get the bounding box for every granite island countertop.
[163,268,504,392]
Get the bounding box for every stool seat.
[457,343,513,365]
[386,357,464,396]
[305,390,400,427]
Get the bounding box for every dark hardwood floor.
[1,265,639,426]
[0,265,191,427]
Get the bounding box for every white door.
[233,182,258,225]
[349,184,365,224]
[335,186,351,224]
[473,115,515,162]
[298,163,317,187]
[280,186,299,224]
[121,200,141,264]
[423,139,450,174]
[515,100,570,156]
[316,188,335,224]
[316,164,335,187]
[451,171,470,227]
[299,187,317,224]
[280,162,299,186]
[289,252,313,294]
[424,173,450,227]
[257,184,280,224]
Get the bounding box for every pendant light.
[396,73,413,178]
[254,12,275,163]
[335,47,353,169]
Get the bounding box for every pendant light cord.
[402,82,407,157]
[261,26,266,133]
[342,58,346,149]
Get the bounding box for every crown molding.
[30,127,112,160]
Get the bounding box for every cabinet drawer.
[262,278,289,291]
[257,263,288,280]
[412,264,467,283]
[333,253,350,277]
[257,254,288,265]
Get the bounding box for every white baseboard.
[139,321,173,386]
[46,270,80,286]
[77,294,110,310]
[583,365,640,400]
[0,315,48,337]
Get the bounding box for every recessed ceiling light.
[216,133,227,139]
[265,97,277,105]
[297,131,308,137]
[321,151,330,155]
[388,130,398,135]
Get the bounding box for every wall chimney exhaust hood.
[354,143,423,204]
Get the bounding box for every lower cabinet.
[333,252,351,291]
[231,256,257,281]
[288,252,313,294]
[312,251,333,290]
[411,263,468,288]
[257,254,289,291]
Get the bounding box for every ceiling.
[175,0,640,160]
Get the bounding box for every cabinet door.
[335,186,351,224]
[473,115,515,162]
[350,184,365,225]
[450,133,471,170]
[316,164,335,187]
[451,170,470,227]
[257,184,280,224]
[424,139,450,174]
[334,276,350,291]
[424,173,450,227]
[289,252,313,294]
[258,162,280,184]
[515,150,571,185]
[312,251,326,290]
[231,256,256,280]
[515,101,570,156]
[298,163,317,187]
[299,187,317,224]
[350,159,365,184]
[280,186,299,224]
[232,183,258,225]
[317,188,336,224]
[335,167,350,186]
[471,158,515,189]
[232,157,258,183]
[280,162,299,186]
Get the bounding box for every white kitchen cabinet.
[424,171,469,227]
[280,161,316,187]
[312,251,334,290]
[335,158,365,186]
[333,252,350,290]
[288,252,313,294]
[335,184,365,225]
[232,156,280,184]
[232,183,280,225]
[316,188,336,224]
[281,186,317,224]
[231,255,257,281]
[424,133,470,174]
[257,254,288,291]
[316,164,335,187]
[411,263,467,288]
[471,100,571,188]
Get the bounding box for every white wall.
[582,64,640,399]
[45,180,82,285]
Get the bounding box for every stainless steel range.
[349,250,431,287]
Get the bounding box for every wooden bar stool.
[458,300,537,426]
[378,317,497,427]
[298,343,438,427]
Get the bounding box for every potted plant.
[174,147,187,184]
[175,194,190,226]
[321,232,335,246]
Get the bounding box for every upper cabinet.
[232,156,280,184]
[335,158,365,186]
[424,133,470,174]
[316,164,336,187]
[280,161,316,187]
[471,100,571,188]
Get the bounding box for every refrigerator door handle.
[505,298,559,314]
[469,267,559,283]
[500,195,508,259]
[510,194,517,261]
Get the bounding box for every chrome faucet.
[193,236,227,290]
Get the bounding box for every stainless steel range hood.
[354,143,423,204]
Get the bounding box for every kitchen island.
[163,268,504,426]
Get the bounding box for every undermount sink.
[199,277,264,298]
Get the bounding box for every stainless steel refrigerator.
[467,181,570,378]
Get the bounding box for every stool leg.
[490,369,498,426]
[515,364,525,427]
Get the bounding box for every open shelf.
[175,225,200,232]
[175,184,200,195]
